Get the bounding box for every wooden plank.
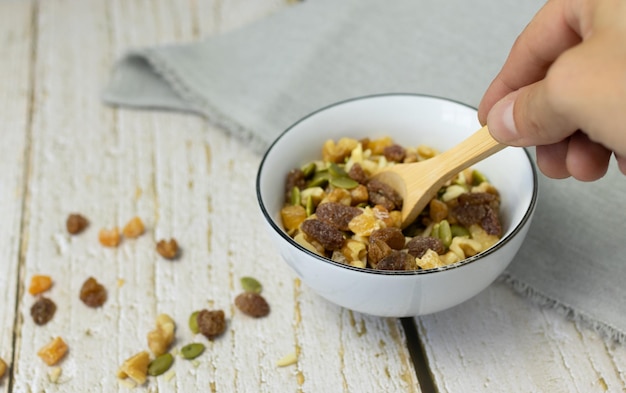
[0,1,34,391]
[6,0,420,391]
[416,281,626,392]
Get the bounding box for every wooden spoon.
[371,125,505,228]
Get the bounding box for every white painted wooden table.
[0,1,625,392]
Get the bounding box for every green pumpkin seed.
[189,311,199,334]
[329,176,359,189]
[328,162,348,177]
[472,169,488,185]
[450,224,470,238]
[438,220,452,248]
[431,223,440,239]
[180,343,205,360]
[300,162,317,179]
[290,186,301,206]
[307,170,329,188]
[305,195,314,217]
[148,353,174,376]
[241,276,263,294]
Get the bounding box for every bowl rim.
[256,92,538,276]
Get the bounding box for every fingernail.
[488,93,520,143]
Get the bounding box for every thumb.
[486,82,576,147]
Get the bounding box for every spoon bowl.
[372,125,505,228]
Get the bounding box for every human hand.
[478,0,626,181]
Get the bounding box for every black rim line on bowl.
[256,92,539,276]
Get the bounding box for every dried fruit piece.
[117,351,150,385]
[300,219,344,251]
[79,277,107,308]
[31,297,57,325]
[280,205,307,233]
[98,227,121,247]
[28,275,52,295]
[197,309,226,340]
[66,214,88,235]
[37,337,68,366]
[147,353,174,376]
[315,202,363,231]
[156,238,179,259]
[383,144,406,162]
[147,314,176,357]
[406,237,445,259]
[240,277,263,294]
[180,343,205,360]
[367,179,403,211]
[235,292,270,318]
[0,357,6,380]
[369,227,405,250]
[376,251,414,271]
[122,216,145,238]
[188,311,200,334]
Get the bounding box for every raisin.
[367,179,403,211]
[376,251,413,271]
[451,204,486,227]
[348,163,368,184]
[383,144,406,162]
[458,192,497,205]
[285,169,306,203]
[368,238,393,267]
[66,213,88,235]
[315,202,363,231]
[30,297,57,325]
[481,206,502,236]
[369,227,405,250]
[156,238,179,259]
[79,277,107,308]
[406,236,445,258]
[235,292,270,318]
[197,309,226,340]
[300,219,345,251]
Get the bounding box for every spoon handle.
[434,125,505,178]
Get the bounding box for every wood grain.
[4,1,420,391]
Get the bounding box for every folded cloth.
[102,0,626,343]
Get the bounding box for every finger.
[565,131,612,181]
[478,0,581,124]
[536,141,570,179]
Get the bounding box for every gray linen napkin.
[102,0,626,343]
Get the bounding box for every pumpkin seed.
[450,224,470,238]
[241,276,263,294]
[305,195,314,217]
[180,343,205,360]
[189,311,199,334]
[148,353,173,376]
[328,162,348,178]
[329,176,359,189]
[300,162,317,178]
[290,186,301,206]
[472,169,488,185]
[438,220,452,248]
[307,170,329,188]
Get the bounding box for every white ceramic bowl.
[256,94,537,317]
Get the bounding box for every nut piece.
[98,227,121,247]
[122,216,145,238]
[276,352,298,367]
[37,336,68,366]
[234,292,270,318]
[0,357,7,380]
[147,314,175,356]
[28,275,53,295]
[79,277,107,308]
[117,351,150,385]
[156,238,178,259]
[66,213,89,235]
[197,309,226,340]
